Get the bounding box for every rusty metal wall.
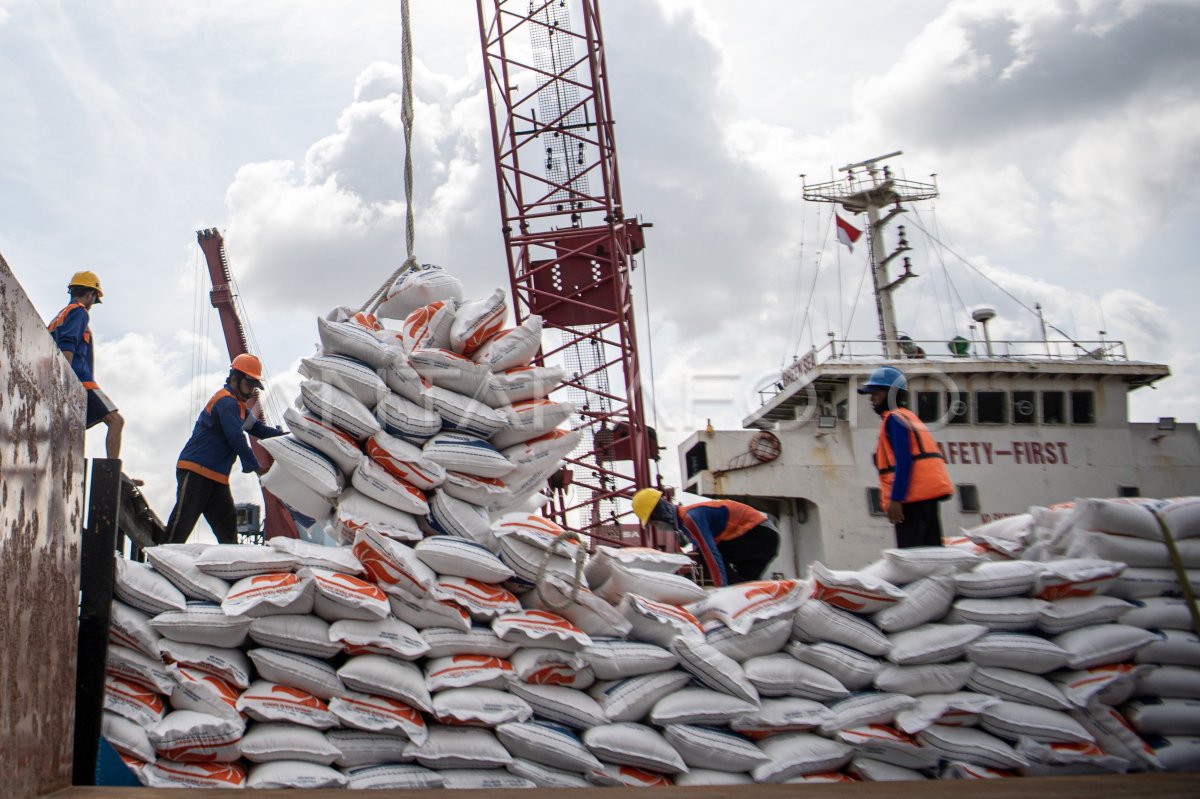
[1,253,86,798]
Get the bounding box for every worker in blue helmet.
[859,366,954,547]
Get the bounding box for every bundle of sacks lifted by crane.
[101,490,1200,789]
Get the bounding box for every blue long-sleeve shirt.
[177,388,283,484]
[48,303,97,387]
[886,413,915,502]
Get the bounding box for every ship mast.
[803,151,938,358]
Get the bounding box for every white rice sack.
[341,763,448,790]
[351,527,436,598]
[587,764,673,787]
[249,614,340,659]
[1137,629,1200,667]
[416,536,513,582]
[490,399,576,449]
[167,664,241,721]
[1039,595,1134,634]
[299,379,381,440]
[109,599,161,658]
[688,579,806,635]
[1052,663,1149,708]
[400,300,456,351]
[485,364,566,405]
[810,562,906,614]
[102,711,156,763]
[849,757,929,781]
[221,571,314,618]
[374,392,441,443]
[508,682,608,729]
[589,670,692,722]
[114,558,186,615]
[670,636,759,704]
[426,491,496,547]
[874,662,976,695]
[967,632,1072,673]
[137,759,249,789]
[872,574,957,633]
[299,354,389,408]
[350,456,429,515]
[1107,566,1200,599]
[597,562,706,606]
[939,761,1017,779]
[425,384,508,438]
[261,466,334,520]
[380,355,425,402]
[305,567,390,621]
[235,681,338,729]
[337,654,432,712]
[493,609,592,651]
[1120,597,1196,631]
[433,687,533,726]
[449,289,507,356]
[510,648,592,689]
[157,638,252,688]
[364,430,446,490]
[583,722,688,774]
[434,576,522,621]
[421,627,518,660]
[967,666,1073,710]
[501,428,581,473]
[506,758,593,788]
[785,641,883,691]
[674,770,754,786]
[441,471,512,510]
[104,675,167,728]
[379,264,463,320]
[423,431,514,478]
[1068,530,1200,569]
[106,644,173,695]
[144,545,230,603]
[328,729,410,768]
[981,701,1096,744]
[916,724,1028,770]
[266,537,362,575]
[1150,735,1200,771]
[1160,496,1200,538]
[1065,497,1166,540]
[497,535,578,593]
[750,733,853,783]
[585,544,691,583]
[649,687,760,726]
[247,648,344,700]
[495,512,582,554]
[528,576,632,638]
[1054,624,1160,669]
[947,597,1049,631]
[151,604,253,649]
[619,594,705,647]
[836,725,940,771]
[473,314,542,371]
[820,692,919,735]
[425,653,515,691]
[328,691,428,743]
[1122,698,1200,736]
[1015,738,1130,774]
[193,543,297,580]
[1073,699,1163,769]
[495,719,604,773]
[887,623,989,665]
[793,597,892,655]
[705,616,793,662]
[955,559,1045,599]
[1035,558,1126,601]
[409,347,492,398]
[964,513,1034,559]
[246,761,346,789]
[316,314,394,368]
[333,488,422,544]
[1136,664,1200,699]
[148,710,243,763]
[439,769,535,789]
[883,546,983,581]
[730,697,833,736]
[743,653,850,700]
[583,639,678,680]
[388,591,471,632]
[895,691,1000,734]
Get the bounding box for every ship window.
[975,391,1007,424]
[1042,391,1066,425]
[916,391,941,423]
[946,392,970,425]
[958,484,981,513]
[1118,485,1140,498]
[1071,391,1096,425]
[1012,391,1036,425]
[867,488,885,516]
[685,442,708,480]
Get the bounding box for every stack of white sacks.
[98,268,1200,787]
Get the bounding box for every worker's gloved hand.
[242,414,258,433]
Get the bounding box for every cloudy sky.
[3,0,1198,532]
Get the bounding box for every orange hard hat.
[231,353,264,383]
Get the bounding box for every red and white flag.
[835,213,863,253]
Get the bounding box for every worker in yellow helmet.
[164,354,285,544]
[632,487,780,586]
[47,271,127,459]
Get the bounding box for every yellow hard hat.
[68,270,103,302]
[632,488,664,524]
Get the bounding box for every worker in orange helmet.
[47,271,127,459]
[632,488,780,586]
[164,354,285,544]
[860,366,954,547]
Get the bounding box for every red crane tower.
[476,0,658,547]
[196,228,298,540]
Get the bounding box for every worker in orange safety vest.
[860,365,954,548]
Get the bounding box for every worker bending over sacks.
[632,488,780,586]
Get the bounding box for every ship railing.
[763,337,1128,405]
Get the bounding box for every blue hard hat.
[858,366,907,394]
